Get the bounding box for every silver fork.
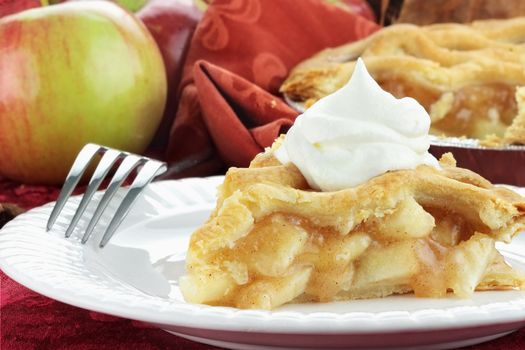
[46,144,167,247]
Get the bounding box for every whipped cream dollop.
[275,58,439,191]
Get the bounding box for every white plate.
[1,178,525,350]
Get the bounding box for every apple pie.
[179,141,525,309]
[280,17,525,145]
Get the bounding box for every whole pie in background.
[377,0,525,26]
[280,17,525,145]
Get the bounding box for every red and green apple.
[137,0,203,149]
[0,1,167,184]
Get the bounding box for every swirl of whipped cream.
[275,58,439,191]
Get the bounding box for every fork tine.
[98,160,167,247]
[47,144,103,231]
[64,149,123,238]
[81,155,144,244]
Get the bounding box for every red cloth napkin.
[164,0,379,177]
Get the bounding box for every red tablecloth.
[1,180,524,350]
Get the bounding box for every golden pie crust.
[280,17,525,145]
[180,141,525,310]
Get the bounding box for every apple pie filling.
[377,76,519,140]
[183,202,515,309]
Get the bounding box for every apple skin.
[327,0,376,22]
[344,0,375,21]
[0,1,167,184]
[113,0,149,12]
[54,0,148,12]
[0,0,44,18]
[137,0,202,149]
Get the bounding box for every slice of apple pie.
[280,17,525,144]
[180,145,525,309]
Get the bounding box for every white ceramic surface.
[1,178,524,350]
